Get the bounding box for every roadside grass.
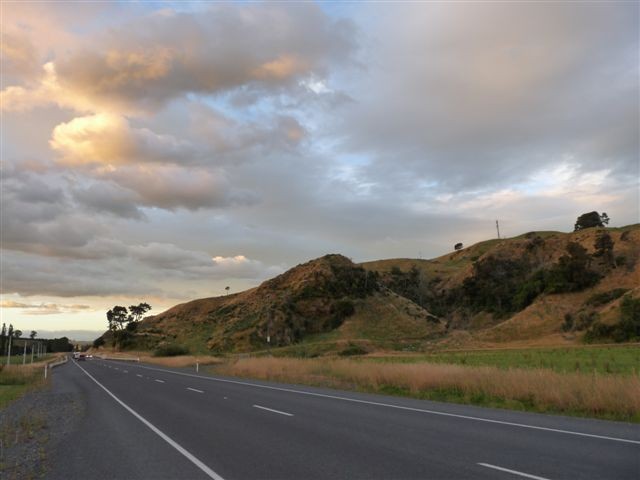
[96,350,224,368]
[0,364,47,410]
[210,357,640,422]
[0,402,48,477]
[365,345,640,375]
[139,354,224,368]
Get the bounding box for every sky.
[1,1,638,339]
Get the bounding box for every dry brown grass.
[214,357,640,420]
[136,354,223,368]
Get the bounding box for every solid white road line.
[187,387,204,394]
[478,463,550,480]
[112,362,640,445]
[253,405,294,417]
[72,361,224,480]
[155,379,165,383]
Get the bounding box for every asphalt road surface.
[47,358,639,480]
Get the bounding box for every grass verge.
[0,364,48,410]
[366,344,640,375]
[210,357,640,422]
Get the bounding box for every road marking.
[478,463,550,480]
[155,379,165,383]
[72,362,224,480]
[253,405,293,417]
[123,370,128,373]
[187,387,204,393]
[136,374,143,378]
[115,362,640,445]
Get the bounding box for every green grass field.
[365,345,640,375]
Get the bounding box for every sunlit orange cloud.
[251,55,310,81]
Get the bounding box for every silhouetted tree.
[13,329,22,339]
[0,323,5,355]
[106,306,129,330]
[574,211,609,231]
[29,330,37,339]
[128,303,151,323]
[454,243,463,251]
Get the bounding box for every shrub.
[153,344,190,357]
[585,289,629,307]
[562,313,574,332]
[584,296,640,343]
[339,342,368,356]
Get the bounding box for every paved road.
[47,358,639,480]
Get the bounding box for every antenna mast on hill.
[496,220,501,239]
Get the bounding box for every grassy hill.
[99,225,639,355]
[117,254,444,355]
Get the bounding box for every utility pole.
[496,220,501,239]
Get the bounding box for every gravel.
[0,379,84,480]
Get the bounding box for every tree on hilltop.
[574,211,609,231]
[128,303,152,323]
[106,306,129,331]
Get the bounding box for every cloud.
[103,164,257,211]
[0,301,91,315]
[211,255,285,280]
[341,2,638,192]
[50,113,200,166]
[72,182,146,220]
[2,3,355,113]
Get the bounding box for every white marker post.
[6,335,11,366]
[23,341,27,365]
[44,364,48,379]
[196,362,199,373]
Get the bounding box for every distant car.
[77,354,86,361]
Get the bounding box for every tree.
[30,330,37,339]
[0,323,5,355]
[128,303,151,323]
[14,330,22,339]
[225,286,230,295]
[574,211,609,231]
[593,231,615,267]
[546,242,601,293]
[106,306,129,330]
[454,243,463,251]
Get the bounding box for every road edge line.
[72,361,224,480]
[477,462,550,480]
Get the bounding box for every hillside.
[99,225,639,354]
[120,254,444,354]
[362,224,640,348]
